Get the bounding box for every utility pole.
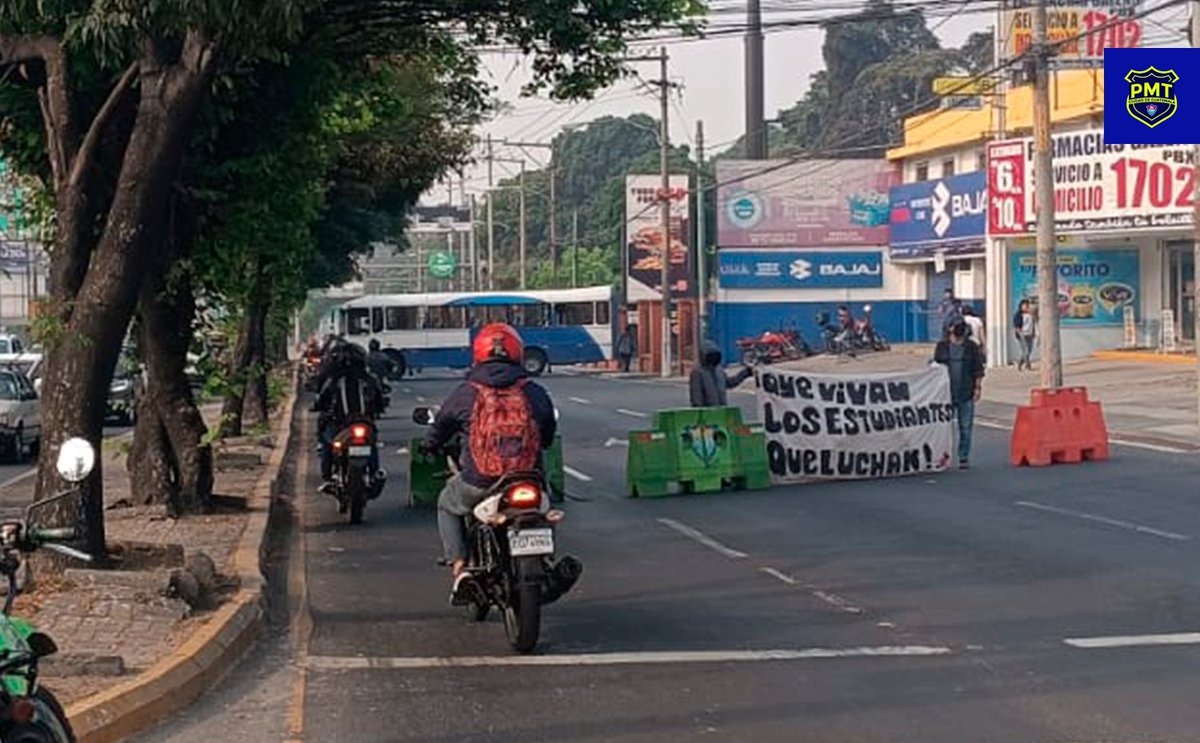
[696,119,708,342]
[469,193,479,290]
[486,134,495,289]
[658,46,673,378]
[1032,0,1063,388]
[571,209,579,288]
[1193,0,1200,434]
[549,167,558,287]
[519,161,528,289]
[745,0,767,159]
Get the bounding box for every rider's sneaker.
[318,480,335,495]
[449,573,475,607]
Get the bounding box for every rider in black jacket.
[312,344,385,492]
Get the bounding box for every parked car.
[107,351,140,425]
[0,334,29,363]
[0,369,40,462]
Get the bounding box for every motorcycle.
[0,437,97,743]
[329,418,386,524]
[735,327,812,366]
[853,305,891,352]
[412,407,582,654]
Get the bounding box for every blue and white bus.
[332,286,616,376]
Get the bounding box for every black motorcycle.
[329,418,385,524]
[413,408,581,653]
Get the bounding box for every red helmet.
[473,323,524,365]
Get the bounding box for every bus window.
[513,304,549,327]
[595,301,611,326]
[557,302,595,326]
[385,306,418,330]
[371,307,384,333]
[429,306,466,329]
[347,308,370,335]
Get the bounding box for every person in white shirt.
[962,305,985,354]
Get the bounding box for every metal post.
[1193,0,1200,434]
[1032,0,1063,388]
[658,46,673,378]
[519,161,528,290]
[696,119,707,341]
[469,194,478,291]
[487,135,495,290]
[744,0,766,160]
[549,166,558,287]
[571,209,579,288]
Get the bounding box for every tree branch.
[0,35,79,191]
[68,63,139,191]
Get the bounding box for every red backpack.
[468,380,541,478]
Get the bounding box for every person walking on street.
[1012,299,1036,371]
[962,305,985,352]
[940,288,963,337]
[935,320,985,470]
[615,325,635,373]
[690,340,752,407]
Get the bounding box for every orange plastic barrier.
[1010,387,1110,467]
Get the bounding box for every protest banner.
[756,366,955,482]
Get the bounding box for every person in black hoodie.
[690,340,753,407]
[423,323,557,603]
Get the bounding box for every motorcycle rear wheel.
[7,687,77,743]
[504,584,542,654]
[347,462,367,525]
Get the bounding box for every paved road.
[136,370,1200,743]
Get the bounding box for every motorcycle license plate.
[508,528,554,556]
[348,445,372,457]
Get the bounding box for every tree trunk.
[219,261,268,438]
[243,295,270,429]
[36,43,219,559]
[129,383,177,507]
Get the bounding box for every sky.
[434,5,987,203]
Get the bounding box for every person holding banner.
[934,320,985,470]
[690,340,753,407]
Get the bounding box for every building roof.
[886,69,1105,161]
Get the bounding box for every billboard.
[716,160,895,248]
[888,172,987,259]
[1009,248,1140,326]
[1000,0,1142,68]
[625,174,693,302]
[987,129,1195,235]
[718,250,884,289]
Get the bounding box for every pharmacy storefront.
[987,128,1195,361]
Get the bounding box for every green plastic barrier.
[627,406,771,497]
[407,435,565,507]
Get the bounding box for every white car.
[0,368,40,462]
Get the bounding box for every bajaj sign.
[888,171,987,259]
[718,250,884,289]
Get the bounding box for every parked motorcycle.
[329,418,386,524]
[854,305,891,352]
[413,407,582,654]
[736,327,812,365]
[0,437,97,743]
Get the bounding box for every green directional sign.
[428,251,458,279]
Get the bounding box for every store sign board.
[625,174,693,302]
[987,130,1196,235]
[1000,0,1142,68]
[718,250,884,289]
[1009,248,1140,327]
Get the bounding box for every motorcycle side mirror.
[56,437,96,483]
[412,407,436,425]
[863,304,873,312]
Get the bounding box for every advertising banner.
[716,160,895,248]
[987,129,1196,235]
[756,367,955,483]
[718,250,883,289]
[1009,248,1140,325]
[889,172,987,259]
[1000,0,1142,67]
[625,174,693,302]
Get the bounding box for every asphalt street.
[135,370,1200,743]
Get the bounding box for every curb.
[65,367,300,743]
[1092,350,1197,365]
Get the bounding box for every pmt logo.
[789,259,812,281]
[1125,67,1178,128]
[931,181,951,237]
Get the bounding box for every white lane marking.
[416,395,427,403]
[306,646,953,671]
[616,408,648,419]
[657,518,748,560]
[0,468,35,490]
[402,387,412,394]
[976,419,1193,454]
[760,567,798,585]
[604,437,629,448]
[563,465,593,483]
[1065,632,1200,649]
[569,396,592,405]
[811,589,864,615]
[1014,500,1190,542]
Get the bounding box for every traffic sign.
[427,251,457,279]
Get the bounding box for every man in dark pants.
[689,340,753,407]
[935,320,985,470]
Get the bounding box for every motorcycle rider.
[312,343,386,499]
[690,340,753,407]
[421,323,557,604]
[367,338,398,382]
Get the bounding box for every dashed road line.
[569,396,593,405]
[616,408,648,419]
[305,645,954,671]
[1064,632,1200,649]
[563,465,594,483]
[760,567,798,585]
[604,438,629,448]
[657,518,748,559]
[1015,500,1190,542]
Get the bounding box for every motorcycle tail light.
[11,697,34,725]
[504,482,542,508]
[350,424,369,444]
